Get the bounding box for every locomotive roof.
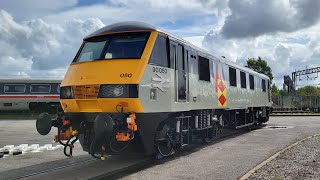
[85,21,269,80]
[85,21,157,39]
[0,78,62,83]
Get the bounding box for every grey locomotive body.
[36,22,271,158]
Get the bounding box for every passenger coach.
[36,22,272,159]
[0,78,61,112]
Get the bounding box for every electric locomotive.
[36,21,271,159]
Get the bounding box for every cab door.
[170,41,188,102]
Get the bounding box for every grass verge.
[0,112,53,120]
[271,113,320,116]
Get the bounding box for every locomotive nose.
[93,113,115,139]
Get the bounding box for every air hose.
[109,136,132,153]
[63,135,78,157]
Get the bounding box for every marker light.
[60,86,74,99]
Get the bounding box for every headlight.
[98,84,138,98]
[60,86,74,99]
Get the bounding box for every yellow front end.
[60,31,158,113]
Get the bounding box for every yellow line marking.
[239,134,320,180]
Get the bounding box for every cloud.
[0,0,319,89]
[41,0,227,36]
[202,25,320,86]
[184,36,205,48]
[309,48,320,67]
[0,10,104,77]
[201,0,320,87]
[221,0,320,39]
[0,0,226,78]
[0,0,77,21]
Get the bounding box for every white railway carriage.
[0,78,61,112]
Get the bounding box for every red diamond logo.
[219,94,226,105]
[218,81,226,92]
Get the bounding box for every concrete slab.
[122,116,320,180]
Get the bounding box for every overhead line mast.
[290,66,320,94]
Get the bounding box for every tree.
[279,90,288,96]
[271,84,288,96]
[271,84,280,97]
[296,86,320,96]
[246,57,273,84]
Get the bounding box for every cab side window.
[148,35,169,67]
[229,67,237,87]
[198,56,210,81]
[240,71,246,89]
[262,79,266,92]
[249,74,254,90]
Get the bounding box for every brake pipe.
[57,127,67,146]
[63,135,78,157]
[63,135,74,157]
[70,136,79,156]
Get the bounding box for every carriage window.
[75,32,150,62]
[30,84,51,93]
[4,84,26,93]
[3,103,12,107]
[198,56,210,81]
[249,74,254,90]
[57,84,61,94]
[262,79,266,92]
[229,67,237,87]
[149,35,168,67]
[240,71,246,89]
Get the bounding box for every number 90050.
[153,67,167,74]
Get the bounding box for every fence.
[272,96,320,113]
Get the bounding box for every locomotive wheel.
[156,124,174,157]
[202,124,219,143]
[157,139,174,157]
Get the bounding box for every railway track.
[1,128,254,180]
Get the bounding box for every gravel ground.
[249,135,320,180]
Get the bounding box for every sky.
[0,0,320,87]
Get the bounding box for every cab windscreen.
[74,32,150,62]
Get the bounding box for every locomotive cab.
[60,31,157,113]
